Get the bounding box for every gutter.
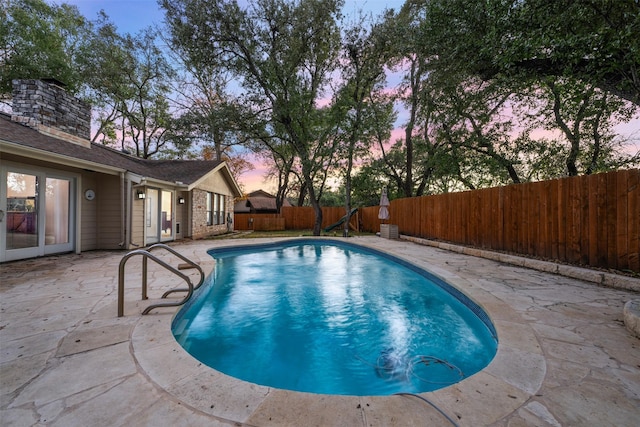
[0,140,126,176]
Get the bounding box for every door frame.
[144,187,175,245]
[1,162,79,262]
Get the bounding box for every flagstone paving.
[1,236,638,426]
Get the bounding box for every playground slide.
[324,208,358,232]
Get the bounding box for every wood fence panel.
[503,185,517,253]
[400,198,409,233]
[448,194,457,243]
[395,198,407,234]
[594,173,609,267]
[606,172,618,269]
[575,175,589,264]
[429,195,439,239]
[587,174,600,266]
[527,182,538,257]
[539,181,552,259]
[242,169,637,272]
[233,213,252,230]
[254,217,285,231]
[452,193,462,243]
[469,190,479,246]
[412,197,422,236]
[430,196,438,239]
[563,178,574,263]
[322,207,342,229]
[628,169,640,272]
[616,170,629,270]
[510,185,520,253]
[461,192,469,243]
[282,206,313,229]
[566,176,580,264]
[556,177,568,262]
[467,191,475,245]
[393,198,407,234]
[421,196,433,238]
[443,194,453,242]
[361,206,379,233]
[387,201,396,231]
[234,213,278,230]
[487,187,498,249]
[522,182,534,256]
[512,184,523,254]
[535,182,543,257]
[496,187,505,251]
[392,199,403,233]
[549,179,559,260]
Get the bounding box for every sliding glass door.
[1,166,75,262]
[145,188,174,244]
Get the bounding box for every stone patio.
[1,236,639,426]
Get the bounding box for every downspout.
[125,176,132,248]
[119,172,126,248]
[75,177,82,254]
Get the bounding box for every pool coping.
[131,237,545,426]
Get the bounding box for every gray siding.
[96,175,123,249]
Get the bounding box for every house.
[0,79,242,262]
[233,189,292,214]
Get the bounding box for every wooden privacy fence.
[232,169,638,272]
[234,207,360,232]
[361,169,639,272]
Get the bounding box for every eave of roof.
[187,162,243,197]
[1,114,243,194]
[1,139,126,175]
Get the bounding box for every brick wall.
[11,79,91,143]
[191,189,233,238]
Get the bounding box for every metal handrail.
[145,244,205,298]
[117,245,200,317]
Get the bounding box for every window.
[206,192,213,226]
[218,194,225,225]
[206,192,226,226]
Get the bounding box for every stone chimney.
[11,79,91,147]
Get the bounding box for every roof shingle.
[0,113,222,186]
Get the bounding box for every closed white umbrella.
[378,187,390,222]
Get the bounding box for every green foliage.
[4,0,637,195]
[331,12,395,226]
[354,0,639,197]
[0,0,91,94]
[162,0,345,234]
[417,0,640,105]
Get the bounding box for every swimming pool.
[172,239,497,396]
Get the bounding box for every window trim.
[206,192,226,226]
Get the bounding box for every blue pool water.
[172,240,497,396]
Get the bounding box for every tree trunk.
[308,185,323,236]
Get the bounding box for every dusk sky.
[61,1,403,33]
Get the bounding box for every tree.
[0,0,91,97]
[165,23,252,162]
[332,13,393,234]
[162,0,345,235]
[81,24,180,158]
[115,28,179,158]
[414,0,640,106]
[78,13,135,144]
[383,0,639,190]
[537,79,639,175]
